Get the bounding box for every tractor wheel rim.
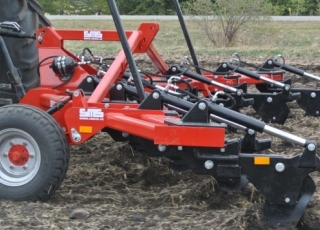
[0,128,41,187]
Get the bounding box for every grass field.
[51,19,320,61]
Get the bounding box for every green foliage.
[36,0,320,15]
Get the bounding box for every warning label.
[84,31,103,40]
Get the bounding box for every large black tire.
[0,0,51,98]
[0,104,69,201]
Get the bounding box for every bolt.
[308,143,316,151]
[122,132,129,138]
[311,92,316,98]
[73,91,80,97]
[284,84,290,91]
[214,76,218,80]
[87,77,93,83]
[104,103,110,108]
[23,142,28,146]
[248,129,255,135]
[317,111,319,115]
[222,63,227,68]
[268,60,273,65]
[236,90,242,96]
[158,145,166,152]
[204,160,214,170]
[9,141,14,146]
[220,148,225,153]
[177,146,183,151]
[219,103,224,107]
[3,153,7,158]
[198,102,206,110]
[171,67,177,72]
[275,163,285,172]
[116,84,123,91]
[29,154,34,159]
[37,36,43,43]
[74,137,80,142]
[285,198,290,203]
[273,117,276,120]
[267,97,272,103]
[23,166,28,170]
[9,165,14,170]
[124,106,130,109]
[153,92,160,99]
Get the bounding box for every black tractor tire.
[0,0,51,100]
[0,104,69,201]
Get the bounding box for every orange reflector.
[79,126,93,133]
[254,157,270,165]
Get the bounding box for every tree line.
[38,0,320,16]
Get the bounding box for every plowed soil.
[2,56,320,230]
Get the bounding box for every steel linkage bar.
[107,0,146,102]
[172,0,202,74]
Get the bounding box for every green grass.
[51,19,320,60]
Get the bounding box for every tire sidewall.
[0,106,64,200]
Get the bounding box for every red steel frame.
[20,23,225,148]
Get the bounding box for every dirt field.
[2,56,320,230]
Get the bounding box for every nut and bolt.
[273,117,276,120]
[153,92,160,99]
[158,145,166,152]
[284,85,290,91]
[104,103,110,108]
[171,67,177,72]
[37,36,43,43]
[116,84,123,91]
[311,92,316,98]
[285,198,290,203]
[87,77,93,83]
[275,163,285,172]
[73,91,80,97]
[198,102,206,110]
[9,141,14,146]
[177,146,183,151]
[220,148,225,153]
[9,165,14,170]
[268,60,273,65]
[122,132,129,138]
[317,111,319,115]
[3,153,7,158]
[222,63,227,68]
[23,166,28,170]
[22,142,28,146]
[204,160,214,170]
[248,129,255,135]
[29,154,34,159]
[237,90,242,96]
[267,97,273,103]
[308,143,316,151]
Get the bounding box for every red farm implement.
[0,0,319,228]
